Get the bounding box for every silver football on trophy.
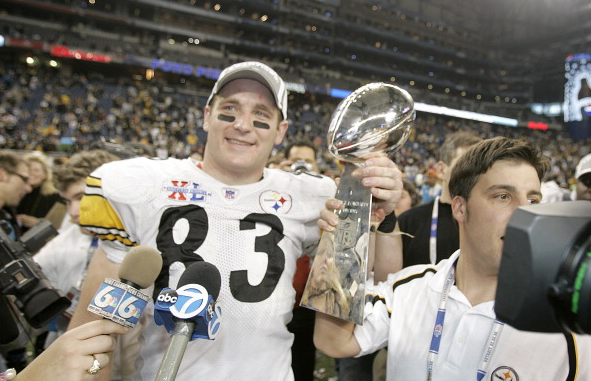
[327,83,415,163]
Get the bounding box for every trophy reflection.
[301,83,414,324]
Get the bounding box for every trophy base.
[301,163,372,324]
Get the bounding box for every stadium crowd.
[1,61,588,194]
[0,57,590,381]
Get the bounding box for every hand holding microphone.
[83,245,162,377]
[87,245,163,328]
[12,320,129,381]
[154,261,222,381]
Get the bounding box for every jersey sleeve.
[353,280,392,356]
[79,159,149,263]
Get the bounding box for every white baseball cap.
[206,61,288,120]
[575,153,591,179]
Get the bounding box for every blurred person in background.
[0,150,32,240]
[540,175,571,203]
[573,153,591,201]
[391,131,483,274]
[16,153,65,232]
[280,140,319,173]
[418,168,442,204]
[395,178,420,217]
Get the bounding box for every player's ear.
[203,105,212,132]
[451,195,466,223]
[274,120,289,145]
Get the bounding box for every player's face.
[61,179,86,225]
[203,79,288,185]
[453,160,542,273]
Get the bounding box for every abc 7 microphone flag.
[87,278,148,328]
[154,284,222,340]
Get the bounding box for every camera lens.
[551,232,591,334]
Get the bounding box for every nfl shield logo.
[335,216,356,249]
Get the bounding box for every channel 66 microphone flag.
[88,278,148,328]
[87,245,163,328]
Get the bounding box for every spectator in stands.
[418,168,442,203]
[16,153,65,231]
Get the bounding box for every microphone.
[154,261,222,381]
[87,245,163,328]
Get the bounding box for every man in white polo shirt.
[315,137,591,380]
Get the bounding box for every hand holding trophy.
[301,83,414,324]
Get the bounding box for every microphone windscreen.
[0,296,20,345]
[178,261,221,301]
[118,245,163,289]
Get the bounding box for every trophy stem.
[300,163,372,324]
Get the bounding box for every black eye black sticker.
[218,114,235,122]
[253,121,270,130]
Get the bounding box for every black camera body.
[495,201,591,334]
[0,219,71,329]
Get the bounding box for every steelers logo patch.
[259,191,292,214]
[491,366,518,381]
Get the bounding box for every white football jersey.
[80,157,336,381]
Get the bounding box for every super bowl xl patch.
[164,180,211,202]
[259,190,292,214]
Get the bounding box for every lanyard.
[429,196,439,265]
[76,236,99,290]
[426,261,504,380]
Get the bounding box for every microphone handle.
[154,320,196,381]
